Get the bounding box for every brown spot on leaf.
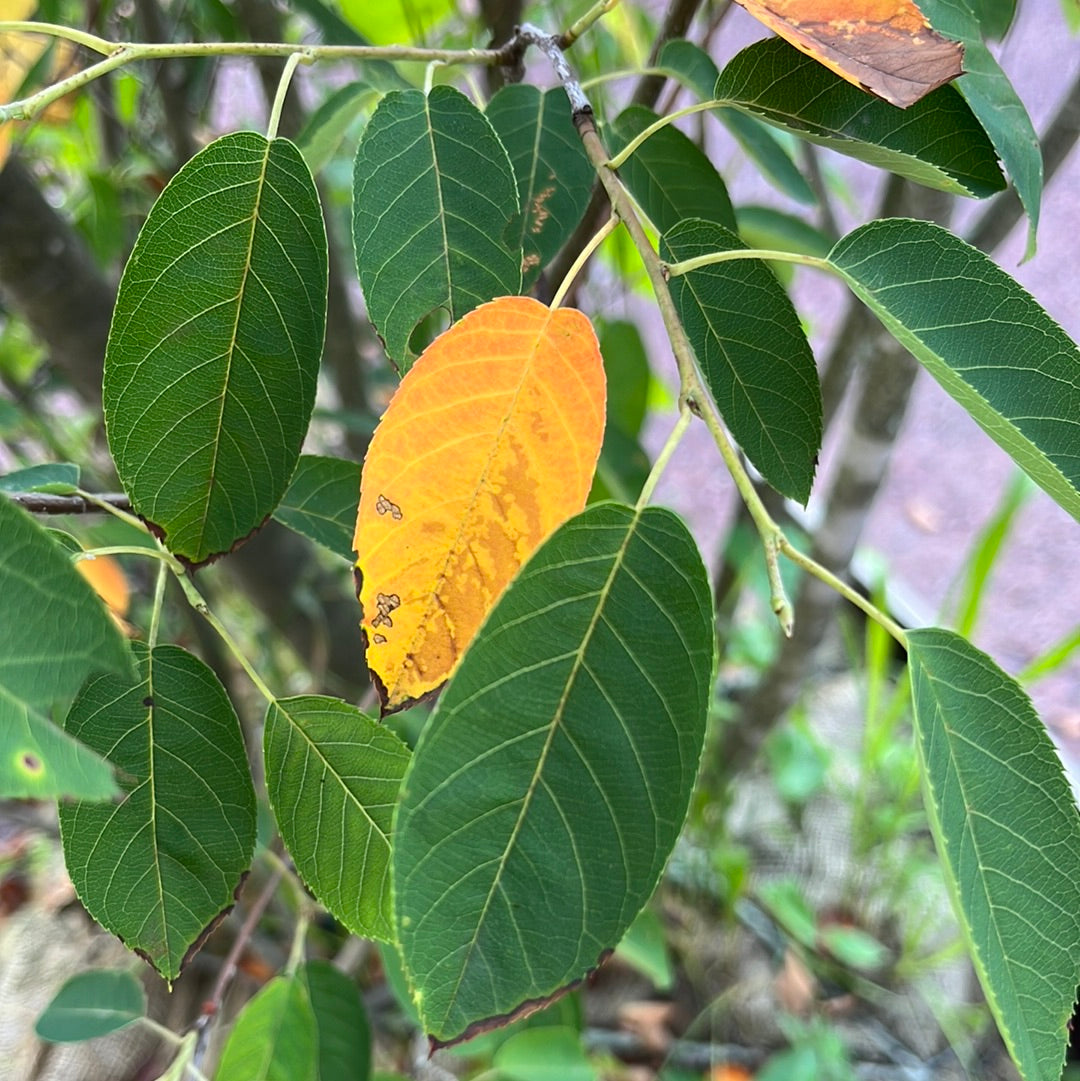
[20,752,41,774]
[375,493,403,520]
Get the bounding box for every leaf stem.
[76,544,171,562]
[636,406,692,509]
[665,247,831,277]
[606,99,720,169]
[780,537,908,646]
[148,560,168,650]
[75,488,147,532]
[0,20,112,53]
[267,51,306,140]
[560,0,623,47]
[550,215,618,308]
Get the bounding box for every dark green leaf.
[35,970,145,1043]
[486,85,594,289]
[394,503,714,1045]
[827,219,1080,522]
[0,695,116,801]
[265,695,409,943]
[714,38,1005,198]
[599,319,649,438]
[964,0,1017,37]
[0,495,130,716]
[300,960,371,1081]
[273,455,361,560]
[908,629,1080,1081]
[0,462,79,493]
[663,218,821,503]
[589,424,650,504]
[657,38,719,101]
[917,0,1041,256]
[736,205,833,287]
[352,87,521,372]
[215,976,318,1081]
[612,105,736,234]
[298,82,375,173]
[104,132,327,565]
[59,644,256,981]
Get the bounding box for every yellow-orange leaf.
[76,553,132,635]
[735,0,964,107]
[354,296,606,713]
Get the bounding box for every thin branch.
[8,491,132,513]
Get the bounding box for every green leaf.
[215,976,318,1081]
[298,82,375,173]
[964,0,1017,37]
[103,132,327,566]
[908,629,1080,1081]
[300,960,371,1081]
[486,85,595,289]
[265,695,410,943]
[599,319,650,439]
[0,462,79,493]
[656,39,815,205]
[394,503,714,1045]
[589,424,650,505]
[35,970,145,1043]
[916,0,1041,256]
[0,694,116,801]
[735,205,833,288]
[827,219,1080,522]
[0,495,130,715]
[615,908,674,991]
[352,87,521,372]
[273,455,361,560]
[59,643,257,981]
[663,218,821,504]
[714,38,1006,198]
[611,105,736,234]
[493,1027,596,1081]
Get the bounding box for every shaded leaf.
[104,132,327,565]
[354,296,605,712]
[611,105,736,234]
[0,462,79,493]
[736,204,833,287]
[273,454,361,560]
[714,38,1005,198]
[487,85,595,289]
[494,1027,596,1081]
[298,82,375,173]
[264,695,409,942]
[589,424,651,505]
[656,39,816,205]
[965,0,1017,37]
[59,644,256,981]
[300,960,371,1081]
[663,218,821,503]
[733,0,963,107]
[908,629,1080,1081]
[0,694,116,801]
[215,976,318,1081]
[35,970,145,1043]
[615,908,675,991]
[827,219,1080,522]
[917,0,1041,256]
[352,87,521,371]
[0,494,130,716]
[394,503,714,1046]
[599,319,650,439]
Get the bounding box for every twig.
[7,491,132,513]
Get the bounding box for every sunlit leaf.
[908,629,1080,1081]
[273,454,361,561]
[663,218,821,503]
[300,960,372,1081]
[395,503,713,1046]
[215,976,318,1081]
[264,695,409,942]
[487,85,595,289]
[611,106,736,234]
[714,38,1005,198]
[354,296,605,712]
[615,908,675,991]
[75,554,130,620]
[827,219,1080,521]
[352,87,521,371]
[104,132,327,565]
[59,644,256,981]
[733,0,963,107]
[35,970,145,1043]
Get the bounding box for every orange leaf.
[734,0,964,108]
[76,554,131,633]
[354,296,606,713]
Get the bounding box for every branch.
[7,491,132,514]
